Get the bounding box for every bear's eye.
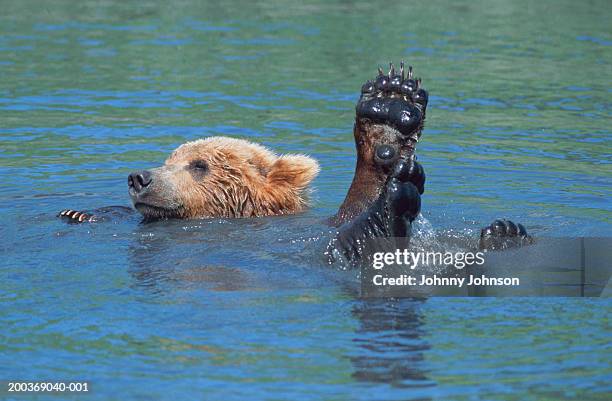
[190,160,208,171]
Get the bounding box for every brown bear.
[59,63,529,258]
[59,136,319,222]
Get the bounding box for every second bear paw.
[383,157,424,227]
[479,219,533,251]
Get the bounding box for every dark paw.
[58,209,94,223]
[357,62,428,143]
[383,158,424,228]
[479,219,533,251]
[390,156,425,195]
[327,158,425,265]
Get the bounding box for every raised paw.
[479,219,533,251]
[357,62,428,147]
[58,209,94,223]
[334,62,429,225]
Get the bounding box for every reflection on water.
[351,300,432,392]
[1,0,611,399]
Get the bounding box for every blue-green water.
[1,1,611,400]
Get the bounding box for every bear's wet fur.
[134,137,319,219]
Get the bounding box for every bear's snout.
[128,170,153,193]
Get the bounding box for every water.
[1,0,611,399]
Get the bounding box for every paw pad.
[357,62,428,140]
[391,157,425,195]
[383,158,424,224]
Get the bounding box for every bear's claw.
[58,209,94,223]
[57,206,133,223]
[479,219,533,251]
[357,62,428,142]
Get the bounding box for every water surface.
[1,1,611,400]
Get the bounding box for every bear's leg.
[327,157,425,264]
[479,219,533,251]
[58,206,135,223]
[333,62,428,225]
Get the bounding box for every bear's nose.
[128,170,152,193]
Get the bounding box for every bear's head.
[128,137,319,220]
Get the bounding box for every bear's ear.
[267,154,319,189]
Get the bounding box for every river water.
[1,1,610,400]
